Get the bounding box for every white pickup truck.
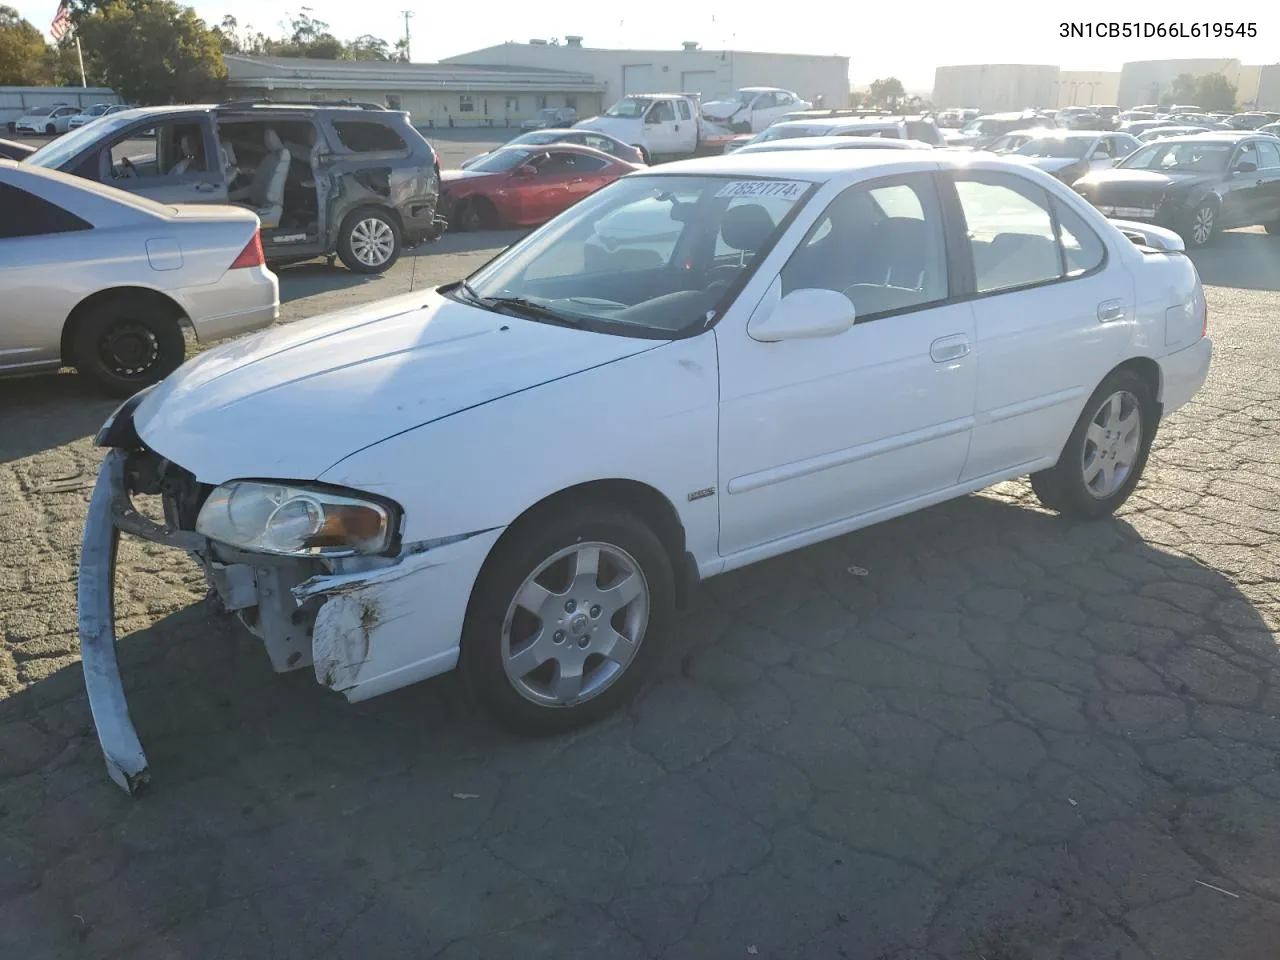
[574,93,741,163]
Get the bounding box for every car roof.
[642,149,1045,184]
[522,127,616,139]
[490,142,628,162]
[740,136,932,153]
[774,117,903,131]
[1141,132,1259,145]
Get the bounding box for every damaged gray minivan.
[23,99,444,273]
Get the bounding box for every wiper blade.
[482,296,585,327]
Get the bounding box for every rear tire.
[460,502,675,736]
[336,207,401,274]
[1030,369,1158,520]
[632,145,651,165]
[69,297,187,398]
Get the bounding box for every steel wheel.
[1190,204,1215,246]
[97,320,160,379]
[1081,389,1142,499]
[501,541,650,707]
[349,216,396,267]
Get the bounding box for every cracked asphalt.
[2,140,1280,957]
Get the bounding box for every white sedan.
[0,161,279,395]
[15,104,81,135]
[80,151,1211,792]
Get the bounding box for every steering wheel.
[118,156,137,179]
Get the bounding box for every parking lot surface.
[2,136,1280,959]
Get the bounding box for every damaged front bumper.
[78,445,501,795]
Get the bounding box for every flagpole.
[74,34,86,87]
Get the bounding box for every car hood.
[441,168,502,184]
[132,289,663,484]
[1074,168,1215,198]
[575,116,639,138]
[1006,155,1080,172]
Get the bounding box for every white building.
[223,55,606,128]
[932,64,1060,113]
[442,38,850,111]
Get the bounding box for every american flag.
[50,1,72,42]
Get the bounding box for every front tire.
[45,123,55,136]
[460,503,675,736]
[1182,201,1219,248]
[336,207,401,274]
[1030,369,1157,520]
[70,297,187,397]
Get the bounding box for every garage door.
[622,64,656,94]
[680,71,717,97]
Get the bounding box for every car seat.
[169,134,201,175]
[233,129,290,229]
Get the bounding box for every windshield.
[83,104,109,116]
[1016,137,1091,159]
[987,134,1026,153]
[467,148,532,173]
[26,113,137,168]
[605,97,652,119]
[457,174,811,337]
[737,91,758,106]
[24,106,55,117]
[1119,141,1232,173]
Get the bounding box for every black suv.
[22,99,444,273]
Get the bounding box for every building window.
[459,95,474,113]
[565,96,577,110]
[506,96,519,112]
[385,94,402,110]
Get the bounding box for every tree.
[41,39,89,85]
[868,77,905,109]
[76,0,226,104]
[0,5,47,85]
[1195,74,1237,112]
[345,33,389,60]
[392,35,409,61]
[214,13,241,53]
[1163,73,1199,107]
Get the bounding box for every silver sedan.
[0,160,278,396]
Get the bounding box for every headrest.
[719,203,776,253]
[264,129,283,151]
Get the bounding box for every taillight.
[230,231,265,270]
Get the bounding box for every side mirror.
[749,288,856,342]
[1234,160,1258,174]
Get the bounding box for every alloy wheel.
[501,541,650,707]
[1191,205,1215,245]
[349,217,395,267]
[1081,389,1142,499]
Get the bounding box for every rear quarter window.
[0,183,93,239]
[331,120,407,153]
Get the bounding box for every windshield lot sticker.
[715,180,808,200]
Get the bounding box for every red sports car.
[440,143,641,231]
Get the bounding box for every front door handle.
[1097,299,1127,323]
[930,334,971,363]
[194,182,218,193]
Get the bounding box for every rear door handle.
[930,334,971,363]
[1097,299,1126,323]
[194,182,218,193]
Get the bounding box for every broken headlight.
[195,481,398,558]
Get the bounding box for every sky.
[13,1,1277,93]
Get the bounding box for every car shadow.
[1188,229,1280,290]
[4,491,1277,957]
[0,371,116,464]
